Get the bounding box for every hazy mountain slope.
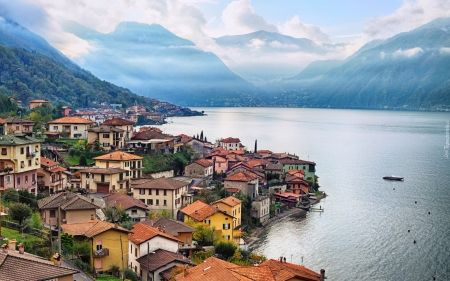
[64,21,264,106]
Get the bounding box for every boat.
[383,176,404,181]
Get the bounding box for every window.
[140,199,145,203]
[131,209,137,214]
[28,159,31,167]
[156,199,159,205]
[139,189,145,195]
[224,235,230,240]
[204,220,210,225]
[17,177,20,185]
[156,190,159,196]
[35,145,39,152]
[1,148,6,155]
[103,134,110,138]
[163,200,167,206]
[20,147,24,154]
[25,175,28,183]
[35,158,39,165]
[74,126,78,131]
[148,189,152,195]
[130,245,133,254]
[96,240,102,251]
[86,173,90,179]
[50,210,56,218]
[147,199,153,205]
[20,161,24,168]
[163,190,167,196]
[95,260,102,269]
[103,143,110,147]
[53,126,58,131]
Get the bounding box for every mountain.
[266,17,450,110]
[63,21,265,106]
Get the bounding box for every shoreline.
[245,194,326,249]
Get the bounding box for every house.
[0,243,79,281]
[183,159,213,178]
[87,125,125,151]
[128,130,175,154]
[37,191,100,226]
[220,137,244,151]
[47,116,94,139]
[4,117,35,135]
[278,159,316,183]
[211,196,242,228]
[38,156,69,194]
[61,219,129,271]
[92,151,143,179]
[184,138,212,158]
[223,170,259,200]
[0,118,6,136]
[132,178,193,219]
[128,222,181,279]
[174,256,324,281]
[211,156,228,174]
[29,99,50,109]
[102,117,134,141]
[0,134,41,194]
[181,200,236,242]
[103,192,148,222]
[285,170,310,196]
[142,217,196,257]
[251,195,270,225]
[62,106,72,117]
[272,192,301,208]
[264,162,283,175]
[79,167,128,193]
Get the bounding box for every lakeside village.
[0,100,325,281]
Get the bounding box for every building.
[183,159,213,178]
[174,256,325,281]
[138,249,195,281]
[142,217,196,256]
[251,195,270,225]
[272,192,301,208]
[128,222,181,279]
[37,191,100,226]
[220,137,244,151]
[0,134,41,194]
[29,99,50,109]
[61,219,129,271]
[103,192,148,222]
[92,151,143,179]
[128,130,175,154]
[4,117,35,135]
[211,156,228,174]
[47,116,94,139]
[278,159,316,183]
[87,125,125,151]
[38,156,69,194]
[211,196,242,228]
[62,106,72,117]
[181,200,236,241]
[102,117,134,141]
[79,167,128,194]
[285,171,310,196]
[223,170,259,200]
[132,178,193,219]
[0,243,78,281]
[0,118,6,136]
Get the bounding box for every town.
[0,99,324,281]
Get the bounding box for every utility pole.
[120,235,124,281]
[58,204,61,254]
[0,187,6,239]
[147,242,150,281]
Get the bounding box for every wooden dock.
[310,207,324,212]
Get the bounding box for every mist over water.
[156,108,450,280]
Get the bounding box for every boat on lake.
[383,176,404,181]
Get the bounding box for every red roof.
[128,222,180,245]
[104,192,148,211]
[212,196,242,207]
[224,171,258,182]
[103,117,134,126]
[194,159,213,167]
[221,137,241,143]
[48,116,94,124]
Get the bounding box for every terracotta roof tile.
[194,159,213,167]
[260,259,321,281]
[136,248,195,272]
[278,159,316,165]
[30,99,49,103]
[93,151,143,161]
[104,192,148,211]
[224,171,258,182]
[48,116,94,124]
[212,196,242,207]
[133,178,188,190]
[0,118,6,124]
[103,117,134,126]
[40,156,58,167]
[228,266,276,281]
[62,220,128,237]
[142,217,194,236]
[128,223,180,245]
[181,200,219,221]
[221,137,241,143]
[175,257,242,281]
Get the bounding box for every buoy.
[415,201,417,204]
[408,230,410,233]
[428,212,430,215]
[414,240,416,244]
[393,188,395,190]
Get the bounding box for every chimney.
[91,214,94,220]
[91,198,94,203]
[320,269,325,281]
[8,240,17,252]
[114,222,118,229]
[18,243,24,254]
[183,265,188,277]
[53,253,63,266]
[279,256,283,263]
[1,244,8,253]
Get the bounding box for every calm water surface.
[155,108,450,280]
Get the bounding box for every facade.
[47,116,94,139]
[61,219,129,271]
[132,178,193,219]
[103,192,148,222]
[38,156,68,194]
[29,99,50,109]
[92,151,143,179]
[279,159,316,182]
[185,138,211,158]
[223,170,259,200]
[220,137,243,150]
[183,159,213,178]
[37,192,99,226]
[137,249,195,281]
[102,117,134,141]
[0,134,41,194]
[285,171,310,196]
[0,118,6,136]
[273,192,302,208]
[79,167,127,194]
[4,117,35,135]
[87,125,125,151]
[211,196,242,228]
[128,130,175,154]
[251,196,271,225]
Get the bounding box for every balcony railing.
[93,248,109,258]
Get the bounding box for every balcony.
[26,152,37,158]
[178,243,197,250]
[93,248,109,258]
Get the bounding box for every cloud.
[268,41,299,50]
[222,0,278,34]
[393,47,424,58]
[278,15,332,44]
[440,47,450,54]
[363,0,450,41]
[380,51,386,59]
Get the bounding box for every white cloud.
[246,38,265,50]
[380,51,386,59]
[221,0,278,34]
[278,15,332,44]
[393,47,424,58]
[268,41,299,50]
[440,47,450,54]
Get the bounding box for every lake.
[156,107,450,280]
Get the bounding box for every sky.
[1,0,450,82]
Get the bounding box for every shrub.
[73,259,91,273]
[9,203,32,225]
[123,268,139,281]
[79,154,87,165]
[215,241,237,261]
[3,188,19,203]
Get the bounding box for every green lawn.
[95,275,121,281]
[56,139,80,145]
[59,152,95,165]
[1,227,44,246]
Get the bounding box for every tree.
[200,130,203,141]
[68,147,76,158]
[9,203,32,225]
[3,188,19,203]
[79,154,87,165]
[254,139,257,153]
[215,241,237,260]
[30,212,43,229]
[61,232,74,254]
[185,218,222,246]
[196,190,218,204]
[73,239,91,260]
[124,268,139,281]
[18,189,37,210]
[148,210,171,219]
[103,205,131,223]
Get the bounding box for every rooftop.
[103,117,134,126]
[93,151,143,161]
[221,137,241,143]
[133,178,188,190]
[78,167,126,174]
[37,192,100,210]
[136,248,195,272]
[103,192,148,211]
[128,222,180,245]
[0,134,41,145]
[61,219,128,237]
[212,196,242,207]
[141,217,194,236]
[88,125,125,133]
[4,117,35,124]
[194,159,213,167]
[224,171,258,182]
[47,116,94,124]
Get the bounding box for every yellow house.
[79,167,127,194]
[181,200,235,241]
[47,116,94,139]
[92,151,143,179]
[61,219,129,271]
[211,196,242,228]
[87,125,125,151]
